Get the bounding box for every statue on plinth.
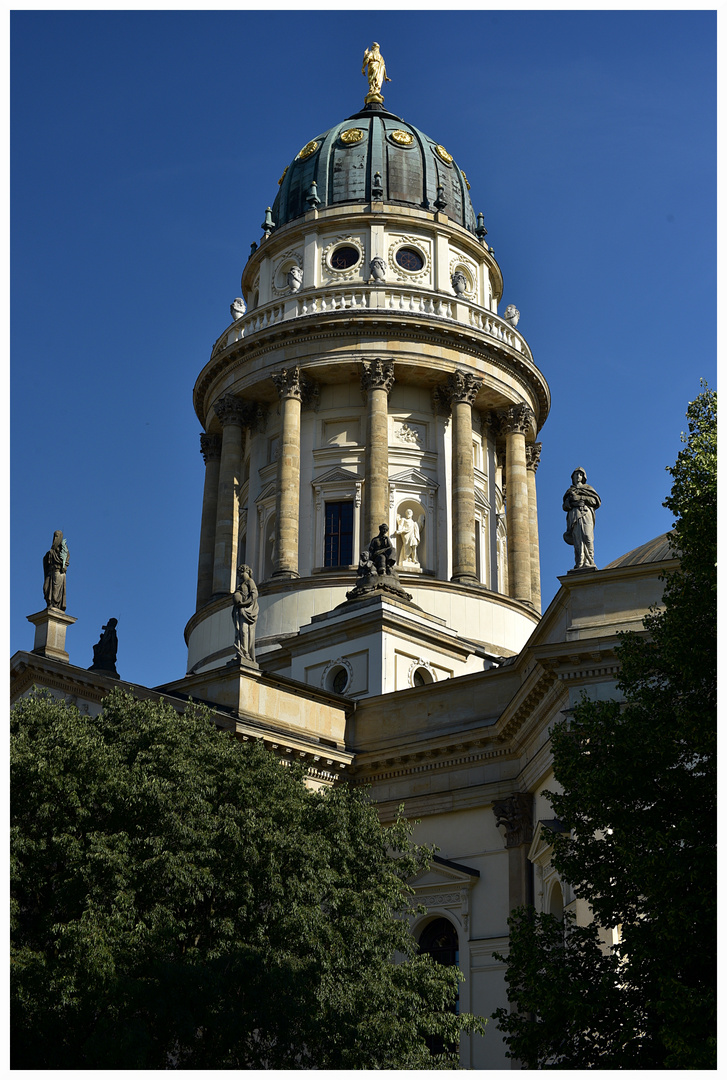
[42,530,69,611]
[230,297,246,322]
[563,467,601,570]
[369,255,386,282]
[361,42,391,104]
[393,509,422,567]
[232,564,259,663]
[287,266,303,294]
[88,619,119,678]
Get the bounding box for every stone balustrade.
[213,286,532,360]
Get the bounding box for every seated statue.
[368,524,397,575]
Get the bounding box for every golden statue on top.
[362,42,391,105]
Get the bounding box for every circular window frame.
[324,238,364,277]
[390,241,428,281]
[395,247,425,273]
[322,657,353,695]
[409,659,435,687]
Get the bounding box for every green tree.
[494,385,716,1069]
[11,688,485,1069]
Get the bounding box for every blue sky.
[10,10,716,688]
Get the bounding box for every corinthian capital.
[361,358,395,396]
[200,433,222,463]
[214,394,247,427]
[447,369,483,406]
[500,403,535,436]
[272,366,304,401]
[493,792,533,848]
[526,442,542,472]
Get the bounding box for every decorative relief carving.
[431,385,451,420]
[449,256,477,298]
[340,127,363,144]
[395,422,423,446]
[272,366,314,402]
[296,139,319,161]
[434,143,453,165]
[526,442,542,472]
[447,370,483,406]
[493,792,533,848]
[361,358,395,396]
[199,433,222,463]
[390,129,414,146]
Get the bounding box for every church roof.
[271,105,478,233]
[605,532,677,569]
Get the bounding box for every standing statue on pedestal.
[361,43,391,103]
[393,509,422,567]
[232,564,259,663]
[563,467,601,569]
[42,530,69,611]
[89,618,119,678]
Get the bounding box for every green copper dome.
[271,106,477,234]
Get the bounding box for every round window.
[331,667,349,694]
[396,247,424,273]
[329,245,360,271]
[413,666,434,687]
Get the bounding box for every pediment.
[312,466,362,486]
[256,481,277,503]
[528,818,567,866]
[474,488,490,511]
[388,467,438,489]
[410,856,479,891]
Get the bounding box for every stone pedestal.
[27,608,77,663]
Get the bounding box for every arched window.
[549,880,564,921]
[418,917,460,1056]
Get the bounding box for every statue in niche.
[286,265,303,294]
[230,297,246,321]
[563,467,601,569]
[393,509,422,567]
[451,270,468,296]
[361,42,391,99]
[369,255,386,282]
[232,564,259,662]
[43,530,69,611]
[88,618,119,678]
[503,304,520,327]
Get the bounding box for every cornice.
[194,314,549,431]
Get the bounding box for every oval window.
[330,245,360,271]
[331,667,349,694]
[396,247,424,272]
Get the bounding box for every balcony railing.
[213,285,531,361]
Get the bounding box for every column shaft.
[273,373,302,578]
[362,360,394,545]
[212,397,245,597]
[503,405,534,605]
[526,442,542,613]
[196,434,222,610]
[448,371,482,583]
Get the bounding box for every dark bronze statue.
[43,530,69,611]
[89,618,119,678]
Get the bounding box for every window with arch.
[418,917,460,1054]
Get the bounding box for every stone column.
[448,370,483,584]
[526,442,542,614]
[493,792,534,910]
[212,395,246,597]
[502,404,534,605]
[361,359,395,546]
[271,367,304,579]
[196,434,222,611]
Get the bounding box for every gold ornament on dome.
[297,140,319,161]
[361,42,391,105]
[278,166,289,186]
[391,129,413,146]
[340,128,364,145]
[435,144,453,164]
[461,170,471,190]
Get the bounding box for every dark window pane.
[324,501,353,567]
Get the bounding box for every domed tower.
[187,57,549,696]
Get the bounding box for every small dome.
[605,532,677,569]
[271,105,477,233]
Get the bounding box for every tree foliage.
[11,689,485,1069]
[494,385,716,1069]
